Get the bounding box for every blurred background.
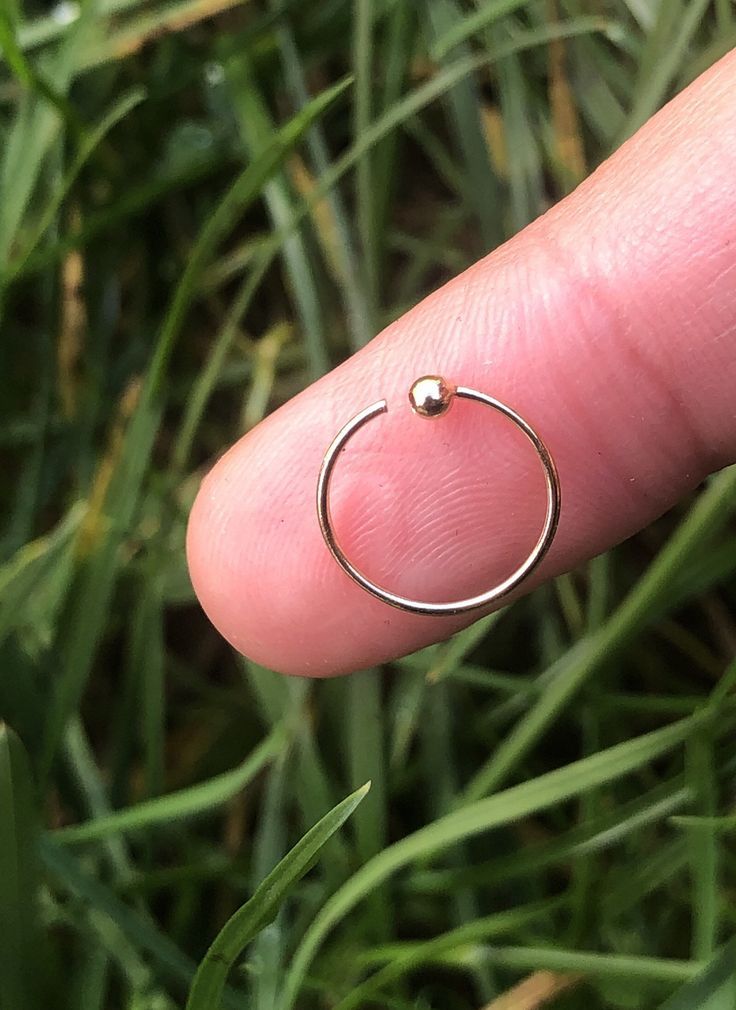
[1,2,736,1009]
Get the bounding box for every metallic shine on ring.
[317,375,561,617]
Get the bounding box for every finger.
[187,51,736,677]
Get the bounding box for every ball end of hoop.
[409,375,455,419]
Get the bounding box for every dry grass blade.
[483,970,582,1010]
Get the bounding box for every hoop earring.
[317,375,561,616]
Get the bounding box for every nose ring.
[316,375,561,617]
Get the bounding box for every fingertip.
[187,51,736,678]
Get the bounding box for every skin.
[187,49,736,678]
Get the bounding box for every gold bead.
[409,375,454,419]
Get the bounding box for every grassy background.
[1,1,736,1008]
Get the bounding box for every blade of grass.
[685,732,719,960]
[0,503,84,650]
[18,24,608,284]
[79,0,254,72]
[427,610,505,682]
[423,0,500,251]
[421,679,498,1003]
[13,0,155,54]
[389,666,427,770]
[54,725,286,843]
[389,612,504,772]
[75,945,111,1010]
[477,948,698,985]
[170,252,271,475]
[280,713,704,1009]
[10,150,238,283]
[432,0,536,58]
[462,465,736,802]
[41,837,221,999]
[353,0,376,324]
[0,724,44,1010]
[370,0,414,301]
[348,670,388,937]
[493,41,545,232]
[227,57,329,378]
[3,86,146,282]
[407,777,692,895]
[249,750,289,1010]
[298,19,619,259]
[0,0,101,271]
[336,899,564,1010]
[173,40,586,475]
[132,575,166,799]
[40,76,352,778]
[658,940,736,1010]
[602,838,691,919]
[348,672,387,863]
[360,945,699,986]
[620,0,712,138]
[243,664,350,888]
[673,813,736,833]
[144,74,351,400]
[185,782,370,1010]
[63,716,133,878]
[0,10,82,125]
[270,0,371,350]
[715,0,734,31]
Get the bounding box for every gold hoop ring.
[317,375,561,617]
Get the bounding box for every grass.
[1,2,735,1009]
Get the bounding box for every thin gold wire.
[316,384,561,616]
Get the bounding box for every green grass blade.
[74,945,111,1010]
[62,717,133,877]
[479,947,698,984]
[12,0,149,54]
[185,781,370,1010]
[40,77,351,777]
[280,714,703,1008]
[0,0,100,269]
[244,665,350,888]
[54,725,286,843]
[249,750,289,1010]
[423,0,499,251]
[0,503,84,650]
[271,4,371,350]
[621,0,712,138]
[427,610,504,682]
[41,837,200,994]
[408,778,692,896]
[353,0,376,323]
[336,899,564,1010]
[348,670,388,937]
[4,86,146,282]
[658,940,736,1010]
[685,733,719,960]
[370,0,413,304]
[0,724,43,1010]
[15,28,600,286]
[144,73,351,399]
[170,252,271,475]
[128,574,166,799]
[494,44,544,232]
[348,672,387,867]
[462,465,736,801]
[227,58,329,378]
[431,0,534,58]
[673,815,736,834]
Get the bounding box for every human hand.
[187,50,736,678]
